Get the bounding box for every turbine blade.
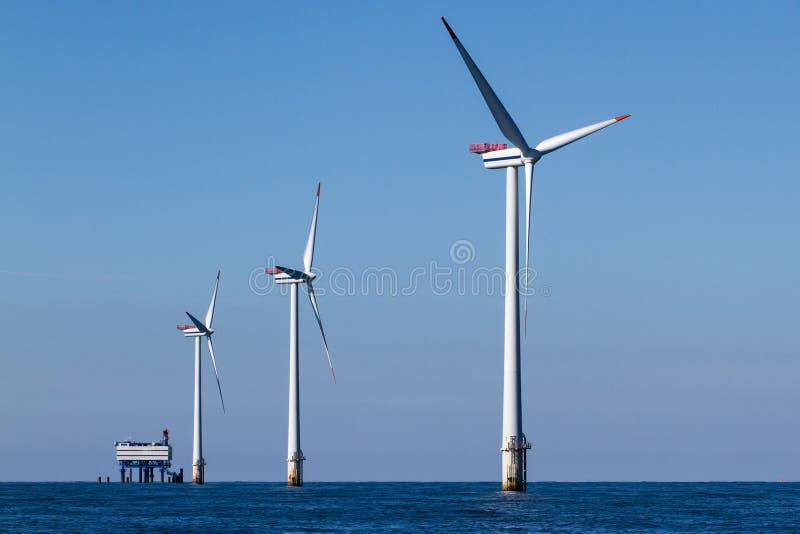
[523,161,533,338]
[441,17,531,155]
[205,270,220,328]
[185,312,209,334]
[303,183,320,273]
[534,114,630,155]
[207,337,225,414]
[307,283,336,384]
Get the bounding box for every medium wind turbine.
[442,17,630,491]
[265,183,336,487]
[176,271,225,484]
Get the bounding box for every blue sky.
[1,1,799,481]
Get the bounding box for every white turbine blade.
[535,114,630,155]
[523,161,533,338]
[186,312,210,335]
[307,283,336,384]
[303,183,320,273]
[207,337,226,414]
[205,270,220,328]
[442,17,532,155]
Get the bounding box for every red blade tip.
[316,182,320,196]
[615,113,631,121]
[441,17,456,40]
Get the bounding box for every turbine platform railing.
[501,435,533,451]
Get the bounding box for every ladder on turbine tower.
[502,435,533,490]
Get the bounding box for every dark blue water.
[1,482,798,532]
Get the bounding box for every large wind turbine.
[176,271,225,484]
[265,183,336,487]
[442,17,630,491]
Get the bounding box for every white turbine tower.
[176,271,225,484]
[442,17,630,491]
[265,182,336,487]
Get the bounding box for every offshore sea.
[1,482,798,532]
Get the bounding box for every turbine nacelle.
[179,330,210,337]
[471,143,542,169]
[477,146,523,169]
[178,329,215,338]
[176,324,202,336]
[266,266,316,284]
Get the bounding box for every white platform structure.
[442,17,629,491]
[114,429,173,483]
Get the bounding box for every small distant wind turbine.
[442,17,629,491]
[265,182,336,487]
[176,271,225,484]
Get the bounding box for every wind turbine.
[265,182,336,487]
[442,17,630,491]
[176,271,225,484]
